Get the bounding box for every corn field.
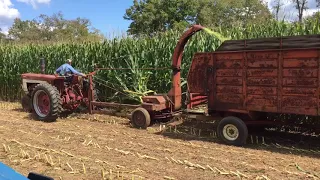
[0,19,319,102]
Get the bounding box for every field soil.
[0,102,319,180]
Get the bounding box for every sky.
[0,0,134,36]
[0,0,319,37]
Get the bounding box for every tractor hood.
[21,73,63,81]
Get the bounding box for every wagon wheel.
[31,83,62,122]
[131,107,151,129]
[217,116,248,146]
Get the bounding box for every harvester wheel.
[217,116,248,146]
[31,83,62,122]
[21,95,32,113]
[131,107,151,129]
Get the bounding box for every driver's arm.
[68,64,86,77]
[55,65,62,77]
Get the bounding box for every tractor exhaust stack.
[40,57,45,74]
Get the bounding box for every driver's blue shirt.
[55,63,81,76]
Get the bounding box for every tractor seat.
[58,74,74,85]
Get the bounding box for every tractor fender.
[21,79,49,95]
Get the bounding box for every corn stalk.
[0,19,319,102]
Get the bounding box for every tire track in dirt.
[0,103,319,179]
[0,114,318,179]
[0,110,236,179]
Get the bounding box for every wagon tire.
[131,107,151,129]
[31,83,62,122]
[21,94,32,113]
[217,116,248,146]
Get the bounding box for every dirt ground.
[0,102,319,180]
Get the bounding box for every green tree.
[197,0,272,29]
[291,0,308,22]
[304,11,320,21]
[0,28,5,39]
[8,12,104,43]
[124,0,272,37]
[272,0,285,21]
[124,0,199,37]
[8,18,40,41]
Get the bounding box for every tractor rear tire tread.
[31,82,63,122]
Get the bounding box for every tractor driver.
[54,59,87,78]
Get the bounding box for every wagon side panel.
[187,53,211,109]
[210,52,245,111]
[281,49,319,116]
[209,48,320,116]
[245,51,279,113]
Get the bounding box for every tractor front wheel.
[131,107,151,129]
[21,94,32,113]
[31,83,62,122]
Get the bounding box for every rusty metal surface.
[142,95,167,105]
[186,93,207,109]
[187,53,210,94]
[21,73,63,81]
[188,45,320,116]
[215,52,244,110]
[186,53,211,109]
[141,103,168,111]
[88,75,94,114]
[91,101,140,108]
[167,24,205,111]
[140,95,171,111]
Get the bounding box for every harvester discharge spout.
[168,24,205,111]
[129,25,206,129]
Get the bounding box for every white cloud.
[0,0,51,35]
[264,0,320,21]
[16,0,50,9]
[0,0,20,34]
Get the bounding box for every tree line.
[0,12,104,43]
[124,0,320,37]
[1,0,319,43]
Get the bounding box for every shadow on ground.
[149,120,320,159]
[12,107,80,123]
[11,106,320,159]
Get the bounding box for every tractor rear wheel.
[217,116,248,146]
[131,107,151,129]
[31,83,62,122]
[21,94,32,113]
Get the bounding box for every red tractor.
[20,72,97,121]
